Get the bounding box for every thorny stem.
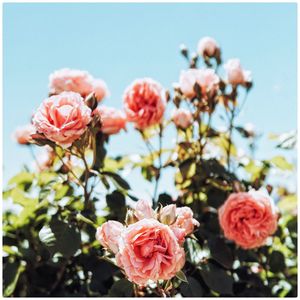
[55,149,84,188]
[226,106,236,172]
[153,125,163,203]
[81,151,91,208]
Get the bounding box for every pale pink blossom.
[13,124,35,145]
[197,37,219,57]
[224,59,251,85]
[93,106,126,135]
[116,219,185,285]
[32,92,92,148]
[123,78,166,129]
[218,190,278,249]
[171,108,193,129]
[179,68,219,99]
[172,207,200,236]
[96,221,124,254]
[49,68,109,102]
[134,199,156,220]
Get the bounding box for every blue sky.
[3,3,297,198]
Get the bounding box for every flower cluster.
[96,199,199,285]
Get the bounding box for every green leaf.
[208,237,234,269]
[180,276,204,297]
[199,262,233,295]
[269,251,286,273]
[278,194,297,215]
[39,218,81,258]
[179,158,196,180]
[8,172,34,186]
[176,270,188,283]
[3,261,25,296]
[102,171,131,190]
[108,279,133,297]
[270,156,293,171]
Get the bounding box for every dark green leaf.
[208,237,233,269]
[199,262,234,295]
[269,251,285,273]
[108,279,133,297]
[180,276,204,297]
[103,171,131,190]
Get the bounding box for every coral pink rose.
[171,108,193,129]
[93,106,126,135]
[218,190,278,249]
[13,124,36,145]
[172,207,200,236]
[123,78,166,129]
[224,59,251,86]
[197,36,219,57]
[92,79,110,102]
[49,68,109,102]
[134,199,156,220]
[32,92,92,148]
[179,68,219,99]
[116,219,185,285]
[96,221,124,254]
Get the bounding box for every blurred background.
[3,3,297,200]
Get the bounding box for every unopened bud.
[159,204,177,225]
[85,92,98,111]
[125,209,138,225]
[180,44,189,58]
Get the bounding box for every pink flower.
[224,59,251,86]
[123,78,166,129]
[197,37,219,57]
[49,68,109,102]
[179,69,219,99]
[96,221,124,254]
[32,92,92,148]
[93,106,126,135]
[218,190,278,249]
[134,199,156,220]
[171,108,193,129]
[92,79,110,102]
[172,207,200,236]
[13,124,36,145]
[116,219,185,285]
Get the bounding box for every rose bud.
[159,204,177,225]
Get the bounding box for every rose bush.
[3,37,297,297]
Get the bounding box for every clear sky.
[3,3,297,199]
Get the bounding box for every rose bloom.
[116,219,185,285]
[13,124,35,145]
[49,68,109,102]
[197,36,219,57]
[134,199,156,220]
[171,108,193,129]
[123,78,166,129]
[218,190,278,249]
[179,68,219,99]
[96,221,124,254]
[224,59,251,86]
[93,106,126,135]
[32,92,92,148]
[172,207,200,236]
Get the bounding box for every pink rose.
[92,79,110,102]
[224,59,251,86]
[197,37,219,57]
[179,68,219,99]
[171,108,193,129]
[172,207,200,236]
[49,68,109,102]
[134,199,156,220]
[159,204,177,225]
[218,190,278,249]
[13,124,35,145]
[123,78,166,129]
[116,219,185,285]
[32,92,92,148]
[93,106,126,135]
[96,221,124,254]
